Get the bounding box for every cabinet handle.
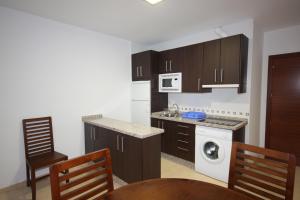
[165,61,168,72]
[177,124,189,128]
[90,128,93,141]
[197,78,201,91]
[162,121,164,129]
[140,66,143,77]
[214,68,217,83]
[177,147,189,152]
[169,60,172,72]
[117,135,119,151]
[158,120,160,128]
[136,67,139,77]
[176,132,189,136]
[220,68,224,83]
[121,137,124,153]
[177,139,189,144]
[93,128,96,141]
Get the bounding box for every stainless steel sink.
[160,112,179,118]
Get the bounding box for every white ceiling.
[0,0,300,45]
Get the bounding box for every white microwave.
[159,73,182,93]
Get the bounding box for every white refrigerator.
[131,81,151,126]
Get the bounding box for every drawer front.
[174,122,195,162]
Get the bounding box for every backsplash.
[168,103,250,119]
[167,88,250,119]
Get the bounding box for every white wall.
[0,7,132,189]
[259,25,300,146]
[248,22,263,145]
[139,20,255,143]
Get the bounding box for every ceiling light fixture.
[145,0,164,5]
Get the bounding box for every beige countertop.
[151,112,248,131]
[82,115,164,139]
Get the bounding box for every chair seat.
[27,151,68,169]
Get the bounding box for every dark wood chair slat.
[235,159,288,178]
[60,170,107,192]
[59,161,106,182]
[234,174,286,196]
[234,181,284,200]
[237,152,288,170]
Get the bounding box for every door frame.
[265,52,300,148]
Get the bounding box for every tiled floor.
[0,154,299,200]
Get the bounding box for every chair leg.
[31,168,36,200]
[26,164,30,186]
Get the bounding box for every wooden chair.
[228,142,296,200]
[50,148,114,200]
[23,117,68,200]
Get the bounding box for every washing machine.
[195,125,233,183]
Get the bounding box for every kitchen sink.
[160,112,179,118]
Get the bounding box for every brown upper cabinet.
[182,44,211,93]
[159,48,184,74]
[202,34,248,93]
[132,50,158,81]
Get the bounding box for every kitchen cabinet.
[159,48,184,74]
[84,123,161,183]
[151,118,195,162]
[182,44,211,93]
[132,50,158,81]
[84,123,97,153]
[173,122,195,162]
[202,34,248,93]
[151,118,165,152]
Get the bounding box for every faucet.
[172,103,179,114]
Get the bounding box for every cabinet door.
[112,133,123,178]
[168,48,184,73]
[151,118,165,153]
[84,124,95,154]
[132,51,152,81]
[220,35,241,84]
[163,120,176,155]
[121,134,142,183]
[183,44,205,93]
[159,51,169,74]
[94,127,111,151]
[203,39,221,85]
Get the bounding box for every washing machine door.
[201,138,225,163]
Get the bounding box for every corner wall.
[0,7,132,189]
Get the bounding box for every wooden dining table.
[104,178,254,200]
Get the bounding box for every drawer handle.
[177,139,189,144]
[177,147,189,152]
[177,124,189,128]
[176,132,189,136]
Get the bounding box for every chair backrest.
[22,117,54,159]
[229,142,296,200]
[50,148,114,200]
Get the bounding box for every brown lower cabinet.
[84,123,161,183]
[151,118,195,162]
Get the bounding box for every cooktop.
[200,117,242,126]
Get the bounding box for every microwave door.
[163,78,173,88]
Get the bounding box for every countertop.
[151,112,248,131]
[82,115,164,139]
